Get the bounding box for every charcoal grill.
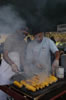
[0,76,66,100]
[9,78,66,100]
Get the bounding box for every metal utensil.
[10,72,27,81]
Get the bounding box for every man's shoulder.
[43,37,50,42]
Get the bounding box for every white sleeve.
[49,39,59,53]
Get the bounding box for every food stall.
[0,74,66,100]
[0,32,66,100]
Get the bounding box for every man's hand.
[36,63,43,69]
[11,64,19,73]
[32,60,43,69]
[52,59,59,75]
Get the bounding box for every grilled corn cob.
[13,81,23,88]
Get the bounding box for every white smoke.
[0,5,26,34]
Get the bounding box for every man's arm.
[49,39,60,60]
[55,51,60,60]
[3,50,14,65]
[52,51,60,75]
[3,50,19,72]
[49,39,60,75]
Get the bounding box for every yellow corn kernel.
[43,82,49,86]
[20,80,26,86]
[25,84,36,92]
[32,82,37,87]
[36,86,40,90]
[13,81,23,88]
[50,76,58,82]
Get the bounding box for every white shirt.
[26,37,58,76]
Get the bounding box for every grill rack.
[10,79,65,99]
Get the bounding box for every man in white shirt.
[25,32,60,77]
[0,29,29,100]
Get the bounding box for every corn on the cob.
[13,81,23,88]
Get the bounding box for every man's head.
[33,32,44,43]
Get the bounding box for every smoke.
[0,5,26,34]
[4,32,49,81]
[0,0,66,33]
[0,0,66,32]
[23,39,50,81]
[8,0,66,33]
[1,0,66,82]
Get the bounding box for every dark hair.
[50,36,56,43]
[32,29,43,36]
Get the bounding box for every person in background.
[50,36,56,65]
[24,32,34,42]
[50,36,56,44]
[0,55,1,66]
[25,32,60,77]
[0,28,29,100]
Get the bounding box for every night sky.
[0,0,66,33]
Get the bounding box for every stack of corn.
[13,75,58,92]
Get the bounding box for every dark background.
[0,0,66,33]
